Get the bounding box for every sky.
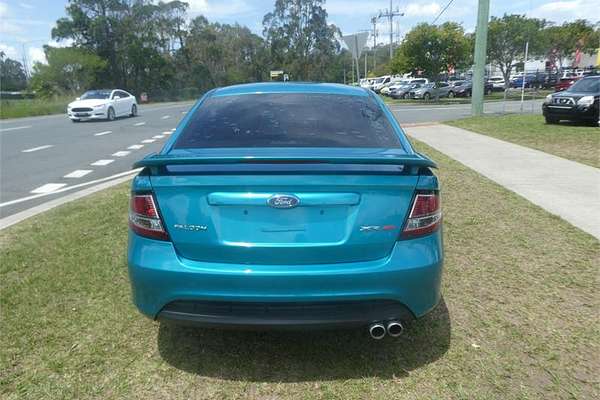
[0,0,598,69]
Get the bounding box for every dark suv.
[542,76,599,125]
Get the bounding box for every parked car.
[127,82,443,337]
[408,82,453,99]
[67,89,138,122]
[543,75,599,124]
[450,80,493,97]
[555,76,582,92]
[372,76,392,93]
[380,77,405,96]
[390,83,422,99]
[488,76,505,91]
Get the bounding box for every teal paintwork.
[128,82,443,327]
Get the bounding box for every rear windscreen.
[172,93,401,149]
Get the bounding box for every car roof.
[212,82,369,97]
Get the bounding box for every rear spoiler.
[133,152,437,169]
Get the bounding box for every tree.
[544,20,600,70]
[263,0,341,80]
[0,52,27,91]
[487,14,547,89]
[391,22,471,79]
[29,47,106,97]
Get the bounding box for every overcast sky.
[1,0,598,68]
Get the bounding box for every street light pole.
[471,0,490,116]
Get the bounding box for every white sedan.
[67,89,138,122]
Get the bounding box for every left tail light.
[129,193,169,241]
[401,191,442,239]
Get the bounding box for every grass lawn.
[1,141,599,399]
[448,114,600,169]
[0,97,71,119]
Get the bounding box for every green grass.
[1,142,599,399]
[0,97,71,119]
[447,114,600,168]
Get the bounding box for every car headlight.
[577,96,594,106]
[93,104,105,108]
[544,94,552,104]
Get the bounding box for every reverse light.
[577,96,594,106]
[129,194,169,240]
[401,192,442,239]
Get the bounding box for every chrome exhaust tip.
[386,320,404,337]
[368,323,386,340]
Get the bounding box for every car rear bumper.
[127,230,444,328]
[543,103,599,121]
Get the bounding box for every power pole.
[471,0,490,116]
[377,1,404,60]
[370,17,378,72]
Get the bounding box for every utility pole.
[370,17,378,72]
[471,0,490,116]
[377,1,404,60]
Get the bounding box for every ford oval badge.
[267,194,300,209]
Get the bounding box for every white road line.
[0,125,32,133]
[1,169,141,208]
[152,135,165,139]
[161,115,170,119]
[94,130,112,136]
[141,139,155,143]
[112,151,131,157]
[162,131,172,135]
[170,128,176,131]
[31,183,67,194]
[64,170,93,179]
[181,111,187,114]
[134,122,146,126]
[127,144,144,150]
[91,159,114,166]
[21,144,54,153]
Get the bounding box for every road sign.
[342,32,369,60]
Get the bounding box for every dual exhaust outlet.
[368,320,404,339]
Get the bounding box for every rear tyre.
[403,93,409,99]
[130,104,138,117]
[545,116,559,124]
[107,107,115,121]
[423,92,431,100]
[448,91,455,98]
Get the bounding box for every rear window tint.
[173,93,401,149]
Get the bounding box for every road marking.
[94,130,112,136]
[134,122,146,126]
[64,169,93,178]
[170,128,176,131]
[128,144,144,150]
[2,169,141,208]
[162,131,172,135]
[30,183,67,194]
[112,151,131,157]
[181,111,187,114]
[21,144,54,153]
[91,159,114,166]
[152,135,165,139]
[141,139,155,143]
[161,115,170,119]
[0,125,32,133]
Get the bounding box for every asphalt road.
[0,98,542,219]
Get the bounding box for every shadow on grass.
[157,298,451,382]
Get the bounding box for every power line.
[432,0,455,25]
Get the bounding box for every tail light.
[129,193,169,241]
[401,191,442,239]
